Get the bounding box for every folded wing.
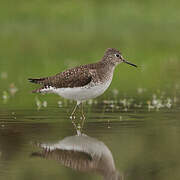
[28,66,92,93]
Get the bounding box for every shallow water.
[0,103,180,180]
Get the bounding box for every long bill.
[123,59,137,68]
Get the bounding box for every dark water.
[0,103,180,180]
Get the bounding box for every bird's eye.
[115,54,119,57]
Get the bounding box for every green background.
[0,0,180,108]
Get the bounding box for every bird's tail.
[28,78,47,93]
[28,78,46,84]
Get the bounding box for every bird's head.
[102,48,137,68]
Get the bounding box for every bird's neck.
[98,60,116,72]
[96,61,116,82]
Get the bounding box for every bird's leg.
[80,102,85,131]
[70,103,78,120]
[70,103,78,131]
[70,101,82,131]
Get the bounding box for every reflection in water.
[31,128,122,180]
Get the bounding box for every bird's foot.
[69,115,76,120]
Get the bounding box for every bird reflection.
[31,125,122,180]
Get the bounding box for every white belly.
[40,79,112,102]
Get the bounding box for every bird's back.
[28,62,100,93]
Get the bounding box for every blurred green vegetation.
[0,0,180,108]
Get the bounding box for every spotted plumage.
[28,48,137,117]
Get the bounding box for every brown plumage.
[28,48,124,92]
[28,48,137,99]
[28,65,94,91]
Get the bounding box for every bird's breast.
[54,78,113,101]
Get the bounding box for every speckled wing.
[28,66,92,92]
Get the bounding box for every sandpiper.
[28,48,137,119]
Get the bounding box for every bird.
[28,48,137,119]
[31,134,123,180]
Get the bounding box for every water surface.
[0,103,180,180]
